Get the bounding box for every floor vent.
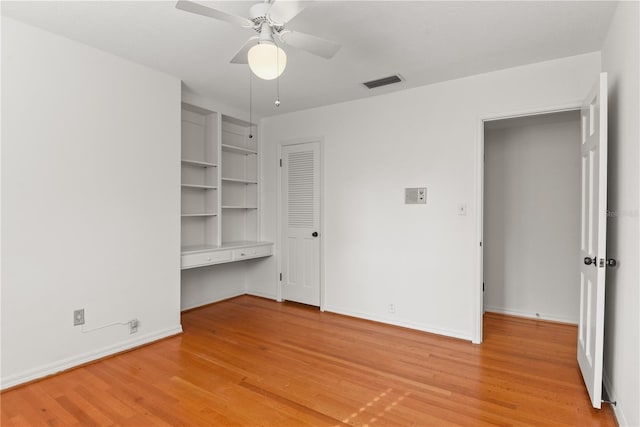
[362,75,403,89]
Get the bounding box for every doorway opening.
[483,110,582,325]
[474,74,608,409]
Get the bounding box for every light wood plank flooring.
[1,296,617,426]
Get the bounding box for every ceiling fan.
[175,0,341,80]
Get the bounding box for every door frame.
[473,102,582,344]
[276,137,325,310]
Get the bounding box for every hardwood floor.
[1,296,617,426]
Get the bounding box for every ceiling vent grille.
[362,75,403,89]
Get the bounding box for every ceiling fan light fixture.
[247,42,287,80]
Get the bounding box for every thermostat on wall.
[405,187,427,204]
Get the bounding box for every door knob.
[312,231,318,237]
[606,258,617,267]
[584,256,596,266]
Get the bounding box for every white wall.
[483,112,581,323]
[600,3,640,426]
[260,52,601,340]
[181,262,247,310]
[1,17,182,388]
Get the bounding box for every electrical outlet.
[388,304,396,314]
[74,309,85,326]
[129,319,139,334]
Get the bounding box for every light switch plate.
[457,203,467,215]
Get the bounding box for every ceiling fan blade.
[175,0,253,27]
[267,0,307,25]
[230,36,259,64]
[279,30,341,59]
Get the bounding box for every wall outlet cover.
[73,309,85,326]
[129,319,139,334]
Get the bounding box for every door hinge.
[279,159,282,167]
[480,241,482,247]
[279,273,282,281]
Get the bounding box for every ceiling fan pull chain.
[275,40,281,107]
[249,68,253,139]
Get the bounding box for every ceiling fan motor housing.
[249,3,270,24]
[250,2,284,34]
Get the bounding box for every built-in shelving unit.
[220,115,259,245]
[180,103,272,269]
[180,105,219,250]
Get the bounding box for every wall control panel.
[405,187,427,204]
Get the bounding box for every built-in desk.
[180,241,273,269]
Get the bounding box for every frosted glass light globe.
[248,42,287,80]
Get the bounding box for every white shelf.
[181,244,220,254]
[221,206,257,209]
[221,144,257,155]
[219,240,272,249]
[181,213,218,217]
[181,240,271,255]
[221,177,257,184]
[181,159,217,168]
[181,184,218,190]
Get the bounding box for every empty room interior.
[1,1,638,426]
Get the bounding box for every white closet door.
[577,72,608,409]
[281,141,320,306]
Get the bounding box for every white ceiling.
[2,1,617,117]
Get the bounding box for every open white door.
[280,141,321,306]
[577,72,608,409]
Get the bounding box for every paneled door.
[577,72,608,409]
[280,141,321,306]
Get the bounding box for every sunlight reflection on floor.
[334,388,412,427]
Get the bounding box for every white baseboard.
[245,290,277,300]
[180,290,245,311]
[603,371,627,426]
[0,325,183,390]
[484,305,578,325]
[323,305,473,342]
